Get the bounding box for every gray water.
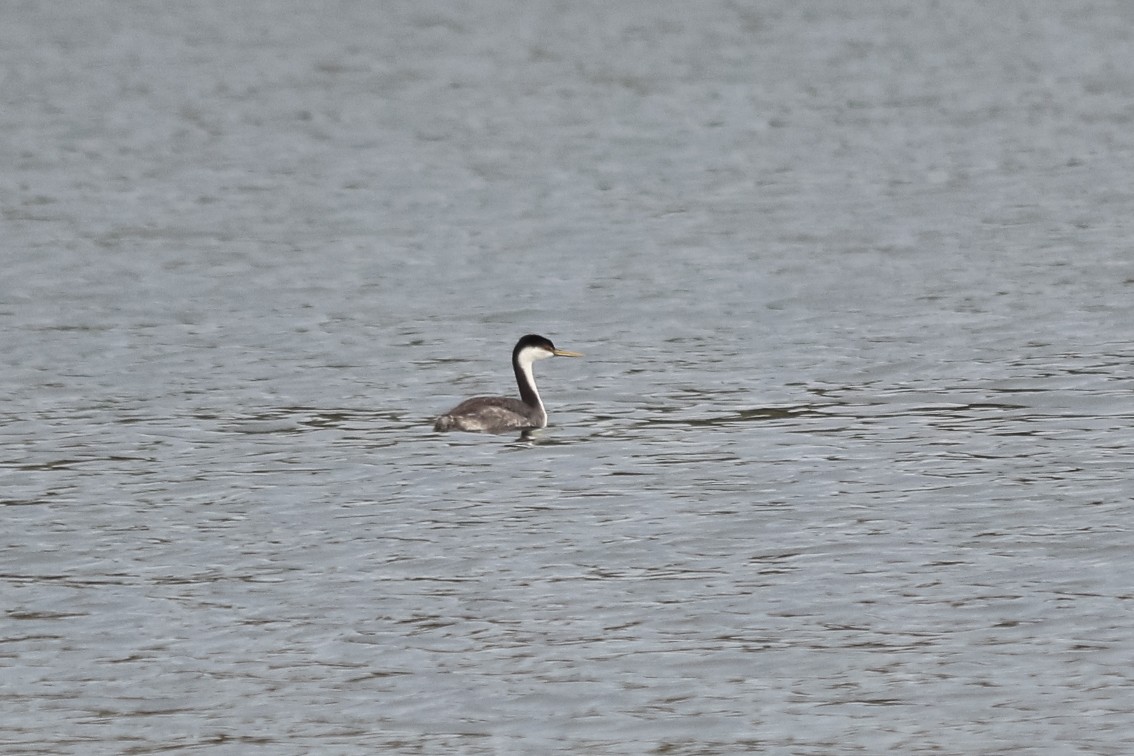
[3,2,1133,753]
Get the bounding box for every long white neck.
[514,350,544,411]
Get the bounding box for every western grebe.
[433,334,582,433]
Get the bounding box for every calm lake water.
[3,1,1133,753]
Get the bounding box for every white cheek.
[517,346,553,368]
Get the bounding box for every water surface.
[2,2,1133,753]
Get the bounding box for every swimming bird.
[433,334,582,433]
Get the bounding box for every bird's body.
[433,396,543,433]
[433,334,581,433]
